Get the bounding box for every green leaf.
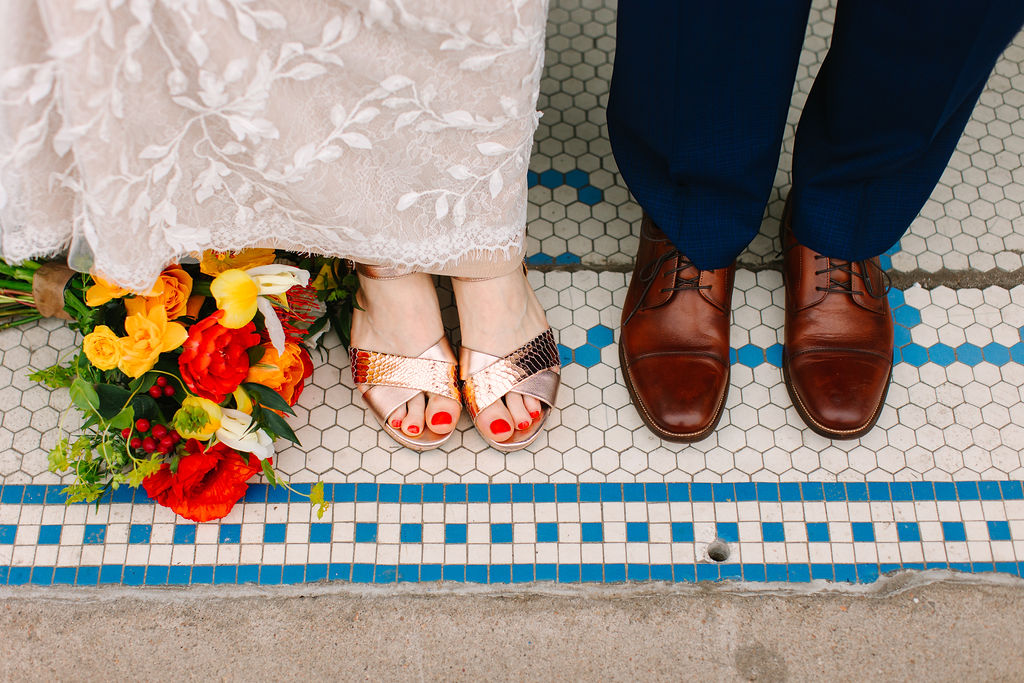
[129,394,162,422]
[246,344,267,366]
[260,458,279,486]
[108,406,135,431]
[29,362,76,389]
[260,408,300,446]
[310,481,329,519]
[69,377,101,415]
[47,439,70,472]
[94,383,132,419]
[128,457,164,487]
[241,382,295,416]
[128,372,159,394]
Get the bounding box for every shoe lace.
[814,255,891,298]
[623,249,710,325]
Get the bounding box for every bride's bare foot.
[350,271,462,440]
[452,268,551,444]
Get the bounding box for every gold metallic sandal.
[348,263,461,452]
[460,328,561,452]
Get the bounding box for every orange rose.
[146,265,193,319]
[244,342,313,406]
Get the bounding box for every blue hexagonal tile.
[887,287,905,308]
[578,185,602,205]
[736,344,765,367]
[539,169,564,189]
[927,343,956,366]
[527,170,538,188]
[892,304,921,328]
[586,325,614,348]
[982,342,1010,365]
[955,343,983,366]
[900,343,928,367]
[573,344,601,368]
[526,253,554,266]
[554,252,582,265]
[1011,342,1024,363]
[556,343,573,367]
[765,343,784,367]
[565,169,589,188]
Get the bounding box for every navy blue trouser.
[607,1,1024,270]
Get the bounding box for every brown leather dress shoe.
[782,206,894,440]
[620,215,735,442]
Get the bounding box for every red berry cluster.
[122,418,181,455]
[147,375,176,399]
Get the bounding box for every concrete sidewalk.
[3,573,1022,681]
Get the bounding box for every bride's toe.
[401,393,425,437]
[425,393,460,435]
[476,401,516,442]
[504,392,533,432]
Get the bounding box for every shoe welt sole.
[617,343,728,444]
[781,352,892,441]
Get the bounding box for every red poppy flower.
[178,310,262,402]
[142,439,262,522]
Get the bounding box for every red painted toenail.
[391,419,402,428]
[490,419,511,434]
[407,425,420,434]
[530,411,541,419]
[430,412,452,426]
[517,421,530,430]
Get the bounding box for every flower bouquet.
[14,249,359,522]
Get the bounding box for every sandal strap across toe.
[350,337,460,451]
[460,328,561,451]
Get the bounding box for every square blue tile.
[761,522,785,542]
[896,522,921,542]
[263,523,287,543]
[851,522,876,543]
[490,523,513,543]
[987,520,1012,541]
[83,524,106,544]
[0,525,16,544]
[38,525,61,545]
[217,524,240,544]
[536,522,558,543]
[129,524,153,544]
[400,523,422,544]
[355,522,378,543]
[173,524,196,544]
[716,522,739,543]
[806,522,830,543]
[581,522,603,543]
[309,523,332,544]
[626,522,649,543]
[329,564,352,581]
[444,523,467,544]
[672,522,694,543]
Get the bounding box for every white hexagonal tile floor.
[3,0,1024,588]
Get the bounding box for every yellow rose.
[200,248,277,276]
[117,306,188,378]
[82,325,121,371]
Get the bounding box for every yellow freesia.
[232,386,253,415]
[82,325,121,371]
[200,248,277,276]
[209,265,310,330]
[172,396,223,440]
[209,268,259,329]
[117,306,188,378]
[85,274,132,307]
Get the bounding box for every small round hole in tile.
[707,540,730,563]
